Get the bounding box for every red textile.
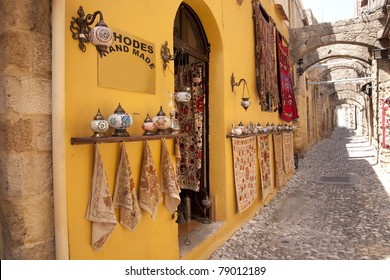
[277,35,298,122]
[176,63,204,192]
[253,1,278,110]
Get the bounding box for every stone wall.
[289,9,385,64]
[376,59,390,171]
[0,0,55,259]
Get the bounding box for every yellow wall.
[64,0,291,259]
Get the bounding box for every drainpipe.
[52,0,69,260]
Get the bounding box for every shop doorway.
[173,3,211,238]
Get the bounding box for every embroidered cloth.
[282,132,295,173]
[176,63,204,192]
[161,139,181,214]
[257,135,273,201]
[253,1,278,109]
[277,35,298,121]
[113,142,142,231]
[232,136,257,213]
[138,141,162,220]
[85,144,117,250]
[273,133,287,188]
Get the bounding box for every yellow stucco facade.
[58,0,292,260]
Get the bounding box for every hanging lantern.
[231,73,251,111]
[241,97,251,111]
[107,103,133,137]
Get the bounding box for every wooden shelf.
[226,131,292,138]
[71,133,188,145]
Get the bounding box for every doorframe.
[173,2,211,215]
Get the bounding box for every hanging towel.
[138,140,162,220]
[85,144,117,251]
[257,135,273,201]
[113,142,142,231]
[161,139,181,214]
[174,138,181,163]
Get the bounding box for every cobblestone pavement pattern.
[210,128,390,260]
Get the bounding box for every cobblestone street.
[210,128,390,260]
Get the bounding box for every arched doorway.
[173,3,211,226]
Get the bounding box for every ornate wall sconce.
[296,58,304,76]
[231,73,251,111]
[160,41,176,71]
[70,6,114,57]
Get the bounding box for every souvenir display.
[113,143,142,231]
[107,103,133,137]
[153,106,172,135]
[270,123,276,132]
[253,1,278,110]
[273,133,287,188]
[283,132,295,173]
[237,121,245,131]
[138,141,162,220]
[90,109,109,138]
[256,122,263,133]
[277,35,298,122]
[141,114,156,135]
[257,135,273,201]
[232,136,257,213]
[233,126,243,136]
[85,144,117,251]
[169,111,181,134]
[175,62,204,192]
[231,122,236,135]
[175,86,192,103]
[161,139,181,214]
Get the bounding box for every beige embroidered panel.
[232,136,258,214]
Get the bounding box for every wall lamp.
[70,6,114,57]
[160,41,176,71]
[231,73,251,111]
[372,48,390,60]
[296,58,304,76]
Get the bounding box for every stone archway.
[316,63,369,81]
[301,44,371,73]
[289,9,386,64]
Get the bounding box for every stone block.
[9,78,51,115]
[2,0,51,35]
[0,116,5,160]
[3,238,55,260]
[1,152,53,198]
[1,193,55,259]
[6,119,33,153]
[0,76,6,114]
[35,116,52,151]
[32,35,51,78]
[0,30,31,75]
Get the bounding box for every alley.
[210,128,390,260]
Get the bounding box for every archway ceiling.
[302,44,371,73]
[320,83,363,93]
[329,93,364,108]
[331,99,363,109]
[315,63,368,81]
[289,9,385,63]
[320,67,362,80]
[327,90,366,107]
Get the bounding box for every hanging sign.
[98,28,156,94]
